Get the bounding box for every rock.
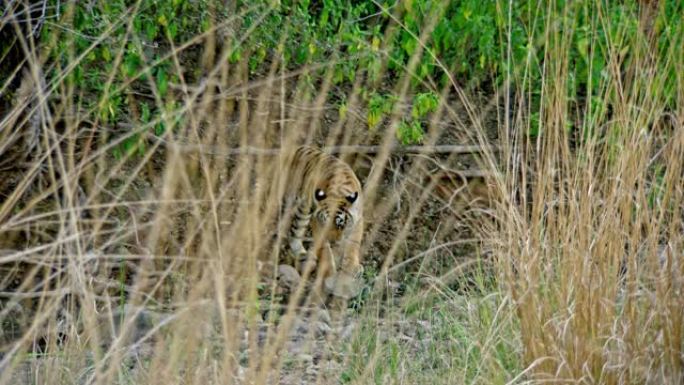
[287,341,306,356]
[340,322,356,340]
[297,353,314,363]
[320,359,341,375]
[289,317,309,339]
[377,330,389,343]
[305,364,318,376]
[312,350,324,363]
[314,322,332,337]
[417,320,431,331]
[304,364,319,383]
[324,272,363,299]
[387,280,402,295]
[398,333,414,342]
[278,264,301,290]
[316,309,331,325]
[236,366,246,383]
[257,324,269,346]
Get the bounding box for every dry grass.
[1,1,683,384]
[484,4,684,383]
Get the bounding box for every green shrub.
[40,0,215,157]
[36,0,682,146]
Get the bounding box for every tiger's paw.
[288,239,307,258]
[324,270,364,299]
[347,264,364,280]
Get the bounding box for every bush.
[34,0,683,144]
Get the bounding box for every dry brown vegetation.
[1,1,683,384]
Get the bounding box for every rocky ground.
[4,258,443,385]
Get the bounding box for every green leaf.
[167,22,178,39]
[156,69,168,96]
[338,102,348,120]
[401,35,417,56]
[200,18,210,32]
[333,67,345,84]
[397,120,424,145]
[367,110,381,128]
[133,16,142,33]
[295,45,308,64]
[101,47,112,61]
[368,57,382,81]
[137,141,146,157]
[123,53,141,77]
[140,103,151,123]
[145,21,158,40]
[371,36,381,51]
[529,112,541,137]
[577,37,589,60]
[155,121,166,136]
[229,48,242,63]
[412,92,439,118]
[257,46,267,63]
[319,8,329,28]
[123,136,137,156]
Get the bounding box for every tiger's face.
[311,173,361,237]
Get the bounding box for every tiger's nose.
[334,214,345,229]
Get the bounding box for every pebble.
[316,309,332,325]
[277,264,301,290]
[289,317,310,339]
[340,322,356,340]
[315,321,332,337]
[297,353,314,363]
[324,273,363,299]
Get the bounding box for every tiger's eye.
[315,189,326,201]
[346,192,358,204]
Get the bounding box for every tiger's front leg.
[288,201,316,273]
[338,217,364,278]
[314,218,364,299]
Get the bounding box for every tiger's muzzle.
[334,211,346,229]
[316,209,351,230]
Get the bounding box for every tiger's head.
[310,168,362,236]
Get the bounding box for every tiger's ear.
[345,192,358,204]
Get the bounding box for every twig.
[384,238,480,275]
[146,136,498,156]
[326,144,497,155]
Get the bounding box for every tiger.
[281,146,364,299]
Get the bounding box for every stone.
[314,322,332,337]
[316,309,332,325]
[289,317,310,339]
[297,353,314,363]
[340,322,356,340]
[324,272,363,299]
[277,264,301,291]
